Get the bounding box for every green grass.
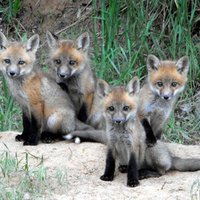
[0,150,68,199]
[0,0,200,143]
[0,0,23,23]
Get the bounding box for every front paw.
[100,174,114,181]
[146,137,157,147]
[118,165,128,173]
[127,179,139,187]
[23,138,39,146]
[15,134,24,142]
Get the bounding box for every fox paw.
[100,174,114,181]
[146,137,157,147]
[118,165,128,173]
[127,179,139,187]
[41,136,55,143]
[15,134,24,142]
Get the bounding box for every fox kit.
[97,77,200,187]
[46,31,97,124]
[0,32,92,145]
[138,54,190,140]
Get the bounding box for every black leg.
[141,118,157,147]
[100,149,115,181]
[15,112,30,142]
[138,169,161,180]
[77,102,88,123]
[23,113,41,146]
[127,153,139,187]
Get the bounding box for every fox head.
[146,54,190,100]
[97,77,140,125]
[46,31,90,83]
[0,32,39,79]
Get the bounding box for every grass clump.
[0,150,68,199]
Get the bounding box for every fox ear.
[175,56,190,74]
[126,76,140,96]
[75,32,90,52]
[46,31,59,49]
[146,54,161,71]
[97,79,111,98]
[0,32,8,50]
[25,34,39,52]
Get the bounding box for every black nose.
[163,95,169,100]
[9,71,16,76]
[59,73,66,78]
[115,120,121,124]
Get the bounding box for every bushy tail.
[171,157,200,171]
[63,130,107,145]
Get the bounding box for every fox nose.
[59,72,71,78]
[163,95,169,100]
[114,119,122,124]
[8,71,16,76]
[59,73,66,78]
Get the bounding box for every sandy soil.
[0,131,200,200]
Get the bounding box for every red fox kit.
[97,77,200,187]
[0,32,92,145]
[46,31,97,124]
[138,54,190,140]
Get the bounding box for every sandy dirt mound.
[0,131,200,200]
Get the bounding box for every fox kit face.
[97,77,140,124]
[0,32,39,78]
[47,31,90,83]
[146,55,190,100]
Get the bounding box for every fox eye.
[108,106,114,111]
[4,59,10,64]
[18,60,25,65]
[171,82,178,87]
[69,60,76,65]
[55,59,61,65]
[157,82,163,87]
[123,106,129,111]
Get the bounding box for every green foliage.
[0,0,199,143]
[0,73,22,132]
[0,0,23,23]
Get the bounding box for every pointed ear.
[25,34,39,52]
[0,32,8,50]
[146,54,161,71]
[46,31,59,49]
[175,56,190,74]
[97,79,111,98]
[125,76,140,96]
[75,32,90,52]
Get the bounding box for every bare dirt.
[1,131,200,200]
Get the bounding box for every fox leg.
[141,118,157,147]
[100,149,115,181]
[150,111,166,139]
[127,153,140,187]
[15,112,30,142]
[23,113,41,146]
